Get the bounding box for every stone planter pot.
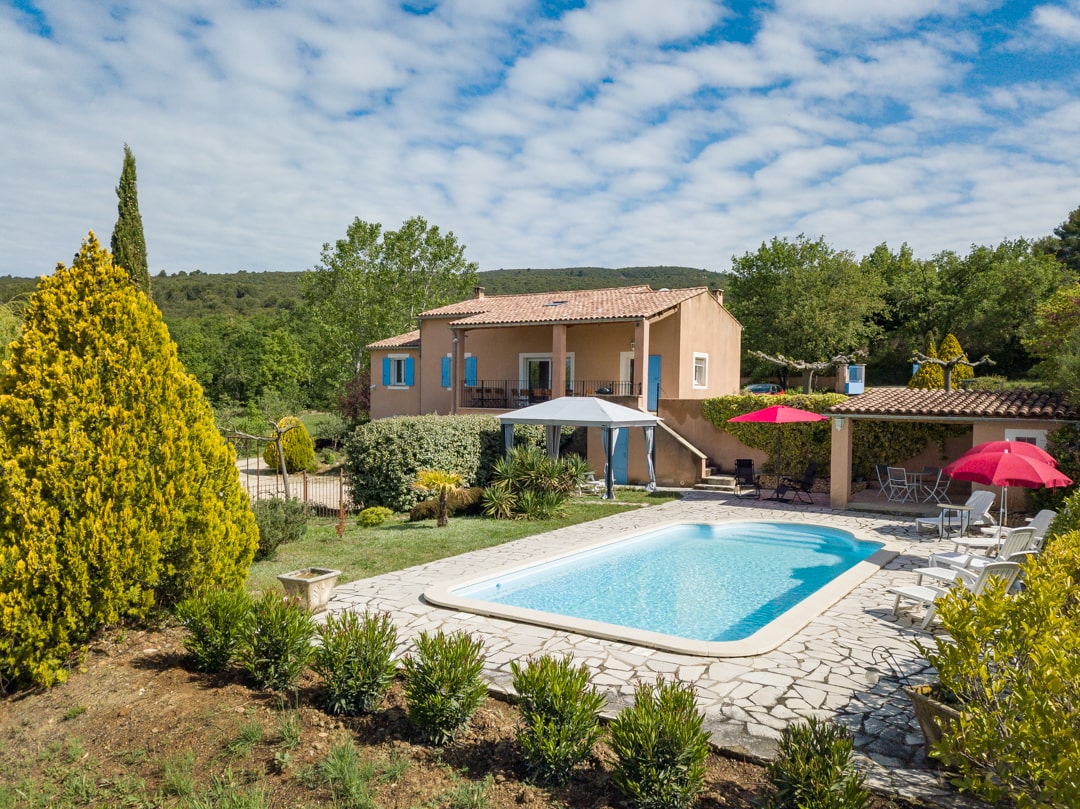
[903,684,961,759]
[276,567,341,613]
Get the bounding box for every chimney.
[712,288,724,305]
[474,286,485,300]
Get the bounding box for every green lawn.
[245,490,679,593]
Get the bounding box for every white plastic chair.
[914,528,1037,587]
[888,561,1020,629]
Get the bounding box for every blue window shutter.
[405,357,415,386]
[465,356,477,387]
[441,356,451,388]
[382,357,391,386]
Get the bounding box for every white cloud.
[1032,3,1080,41]
[0,0,1077,279]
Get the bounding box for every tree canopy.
[302,216,478,404]
[726,235,886,386]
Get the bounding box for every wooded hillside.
[0,266,724,318]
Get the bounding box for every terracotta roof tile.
[367,330,420,349]
[829,387,1077,420]
[419,285,713,327]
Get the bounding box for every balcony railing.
[459,380,641,409]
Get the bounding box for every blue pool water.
[452,522,882,642]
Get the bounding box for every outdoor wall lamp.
[834,417,845,430]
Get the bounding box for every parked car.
[744,383,784,395]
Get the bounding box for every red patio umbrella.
[727,405,827,481]
[958,440,1058,468]
[943,450,1072,525]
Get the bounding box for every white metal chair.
[919,466,950,503]
[889,561,1020,629]
[886,466,916,502]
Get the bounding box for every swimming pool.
[425,521,895,657]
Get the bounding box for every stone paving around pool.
[328,493,988,808]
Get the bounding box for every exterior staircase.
[694,465,738,493]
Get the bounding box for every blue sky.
[1,0,1078,277]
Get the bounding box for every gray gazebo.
[498,397,660,499]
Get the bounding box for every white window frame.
[518,353,575,388]
[1004,428,1048,450]
[692,352,708,389]
[388,353,410,388]
[619,351,634,384]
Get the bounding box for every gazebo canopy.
[498,397,660,498]
[498,396,660,428]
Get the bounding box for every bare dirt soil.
[0,625,929,808]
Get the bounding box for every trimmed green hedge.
[343,415,544,511]
[702,394,967,479]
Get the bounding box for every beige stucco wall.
[417,318,454,414]
[669,293,742,398]
[584,422,706,487]
[368,347,421,420]
[657,398,769,473]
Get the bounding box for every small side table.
[937,503,973,538]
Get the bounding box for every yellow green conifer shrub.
[262,416,315,472]
[938,332,973,384]
[908,338,944,389]
[0,233,258,689]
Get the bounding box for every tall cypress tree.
[110,143,150,292]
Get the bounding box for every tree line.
[2,143,1079,420]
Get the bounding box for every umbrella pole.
[775,432,782,482]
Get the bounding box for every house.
[367,285,742,419]
[367,285,742,486]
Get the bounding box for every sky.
[2,0,1079,278]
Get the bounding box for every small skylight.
[543,300,568,306]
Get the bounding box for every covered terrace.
[827,387,1077,510]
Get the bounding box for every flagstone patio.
[328,492,988,807]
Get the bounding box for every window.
[1004,428,1048,449]
[383,355,414,388]
[693,353,708,388]
[519,353,574,390]
[441,354,476,388]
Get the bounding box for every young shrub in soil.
[402,630,487,744]
[510,654,605,785]
[357,506,394,528]
[314,611,398,715]
[609,677,710,809]
[251,497,307,561]
[243,590,316,691]
[763,717,868,809]
[175,589,252,673]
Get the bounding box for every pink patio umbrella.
[943,450,1072,526]
[957,440,1058,468]
[727,404,827,481]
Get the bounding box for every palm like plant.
[414,469,465,527]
